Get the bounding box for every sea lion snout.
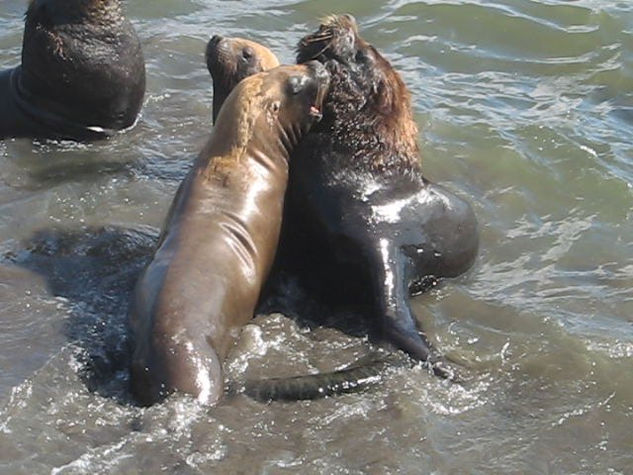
[284,62,330,124]
[206,36,279,78]
[305,61,330,120]
[291,61,330,96]
[296,14,360,64]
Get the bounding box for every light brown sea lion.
[129,62,330,406]
[206,35,280,124]
[0,0,145,141]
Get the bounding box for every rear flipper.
[241,354,407,401]
[239,241,460,403]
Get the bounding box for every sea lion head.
[296,14,419,171]
[19,0,144,136]
[206,36,280,123]
[213,62,330,160]
[26,0,123,25]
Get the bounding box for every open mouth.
[309,104,322,121]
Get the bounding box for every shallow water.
[1,0,632,473]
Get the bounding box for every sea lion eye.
[242,47,254,62]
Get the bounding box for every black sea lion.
[263,14,479,384]
[0,0,145,141]
[206,35,280,124]
[129,62,330,406]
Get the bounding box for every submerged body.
[129,63,329,406]
[0,0,145,141]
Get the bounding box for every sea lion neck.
[205,78,267,157]
[199,111,291,181]
[313,77,422,176]
[197,84,290,180]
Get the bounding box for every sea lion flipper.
[242,356,401,402]
[372,242,458,379]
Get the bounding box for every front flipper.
[373,240,456,379]
[382,321,456,380]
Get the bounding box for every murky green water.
[1,0,632,473]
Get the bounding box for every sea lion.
[206,35,280,124]
[0,0,145,141]
[129,62,330,406]
[261,14,479,385]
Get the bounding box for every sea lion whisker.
[301,42,333,61]
[291,122,301,146]
[303,32,334,44]
[280,123,295,150]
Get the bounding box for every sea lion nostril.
[288,75,308,94]
[306,60,328,79]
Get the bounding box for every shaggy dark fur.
[262,15,479,381]
[296,14,420,175]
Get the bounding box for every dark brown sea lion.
[206,35,280,124]
[0,0,145,141]
[129,62,330,406]
[259,14,479,387]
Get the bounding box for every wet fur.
[200,31,476,400]
[181,26,476,400]
[261,15,479,385]
[206,36,280,124]
[0,0,145,140]
[129,64,329,406]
